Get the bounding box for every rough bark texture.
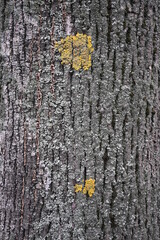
[0,0,160,239]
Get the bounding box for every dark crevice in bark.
[151,108,155,126]
[115,152,118,182]
[115,92,119,108]
[88,78,92,131]
[78,0,82,6]
[121,57,126,85]
[13,151,18,212]
[8,210,11,240]
[10,12,14,56]
[101,214,105,240]
[70,2,75,30]
[69,70,73,116]
[137,115,140,135]
[50,148,54,193]
[103,147,109,172]
[145,101,150,118]
[84,221,87,235]
[88,8,91,24]
[152,24,157,64]
[130,0,134,7]
[95,22,99,51]
[143,2,149,20]
[130,56,135,110]
[158,70,160,88]
[2,211,6,239]
[131,125,134,155]
[123,6,128,30]
[0,62,3,109]
[122,115,127,168]
[23,22,27,59]
[62,1,67,31]
[141,3,148,31]
[21,0,26,60]
[99,112,102,136]
[126,26,131,45]
[135,147,140,203]
[107,0,112,58]
[122,114,127,140]
[96,207,99,222]
[111,110,115,130]
[112,49,116,90]
[89,102,92,131]
[110,184,117,240]
[66,151,69,191]
[17,53,23,80]
[9,101,14,150]
[84,166,86,182]
[1,0,7,31]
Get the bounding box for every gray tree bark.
[0,0,160,239]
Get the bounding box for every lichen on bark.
[0,0,160,240]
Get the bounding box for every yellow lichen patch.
[74,178,95,197]
[83,178,95,197]
[55,33,94,71]
[55,36,72,65]
[74,184,83,193]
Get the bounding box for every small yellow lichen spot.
[55,33,94,71]
[83,178,95,197]
[88,188,95,197]
[87,36,94,53]
[83,186,87,195]
[74,184,83,193]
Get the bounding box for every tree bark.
[0,0,160,239]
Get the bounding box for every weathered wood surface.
[0,1,160,239]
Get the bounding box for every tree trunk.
[0,0,160,239]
